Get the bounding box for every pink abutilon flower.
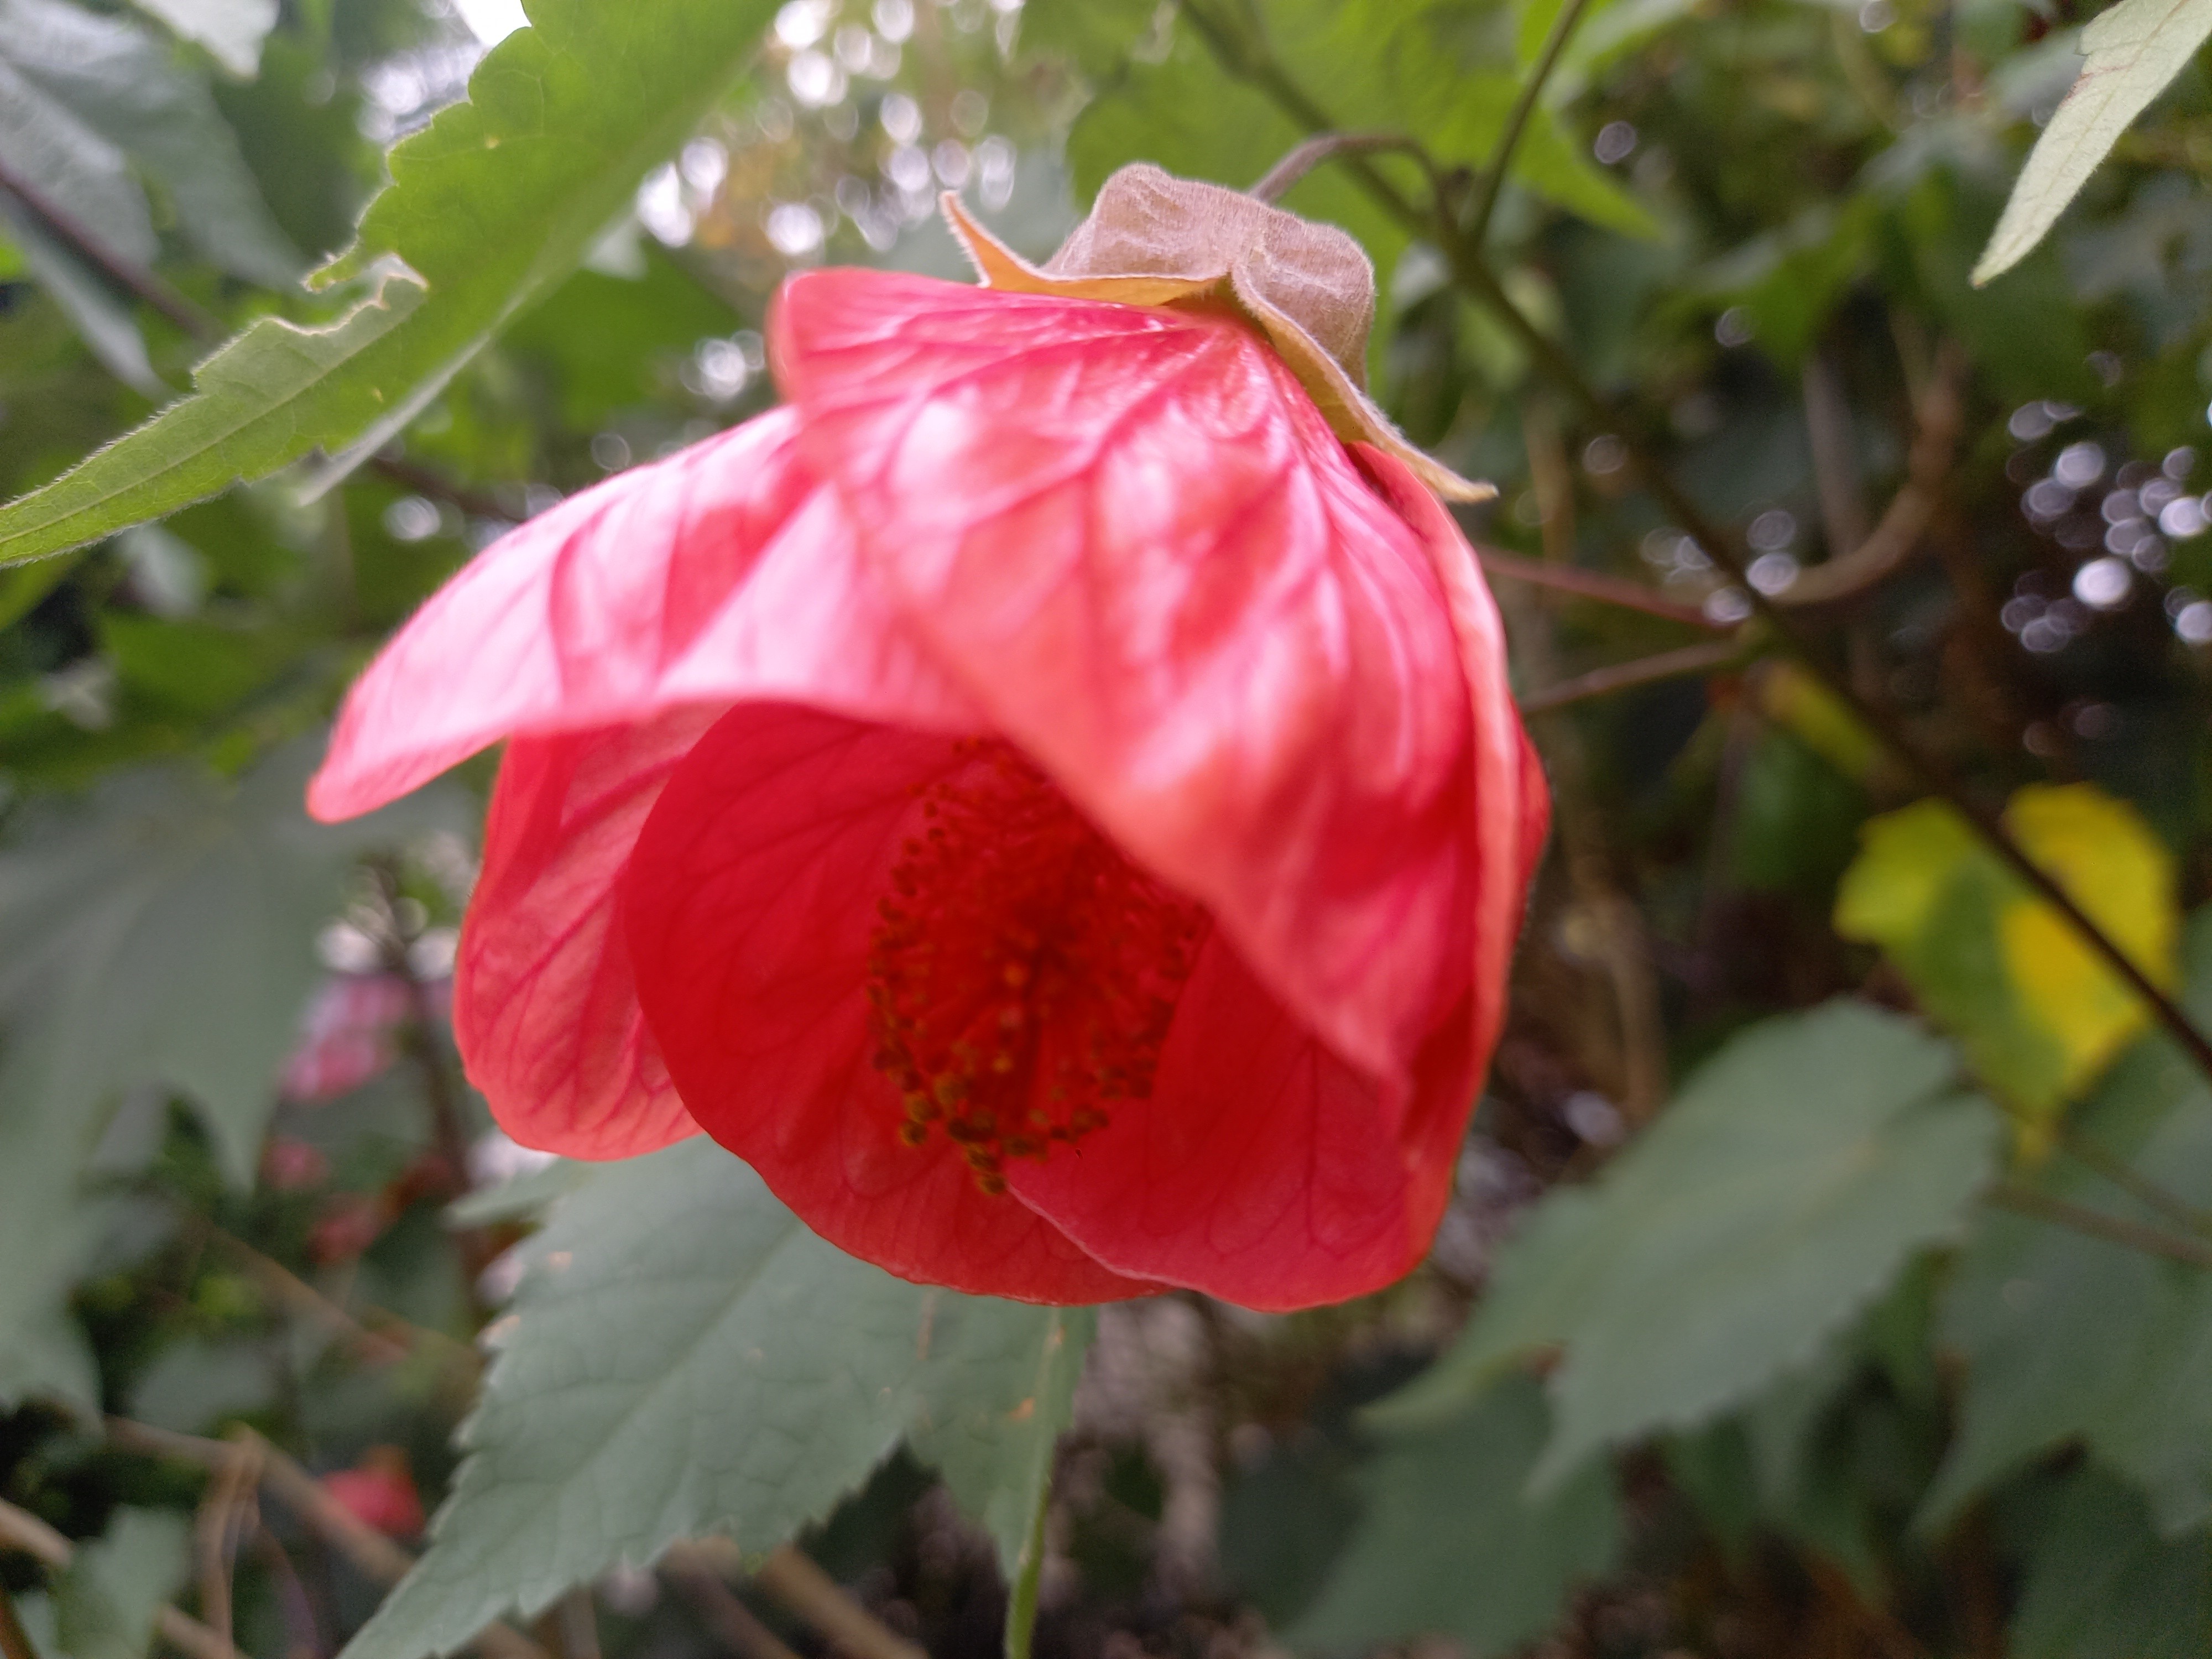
[308,165,1549,1311]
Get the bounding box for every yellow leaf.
[1834,782,2178,1131]
[1760,662,1881,782]
[1833,798,1977,942]
[1999,783,2178,1098]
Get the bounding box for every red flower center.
[866,742,1206,1194]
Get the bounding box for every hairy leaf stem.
[1250,132,1446,204]
[1185,0,2212,1092]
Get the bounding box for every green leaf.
[2,0,299,286]
[339,1140,1091,1659]
[1974,0,2212,285]
[1014,0,1167,78]
[915,1301,1090,1629]
[1921,911,2212,1537]
[127,0,279,79]
[442,1158,589,1229]
[0,737,468,1183]
[0,1023,146,1417]
[53,1509,191,1659]
[0,268,424,567]
[1369,1003,1998,1489]
[1835,784,2180,1131]
[0,1299,99,1418]
[2008,1469,2212,1659]
[0,0,779,565]
[1290,1374,1620,1655]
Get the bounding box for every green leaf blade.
[1370,1004,1999,1489]
[0,0,777,565]
[1973,0,2212,284]
[341,1141,1087,1659]
[1291,1374,1620,1656]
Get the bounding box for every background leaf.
[2007,1469,2212,1659]
[1835,784,2179,1126]
[53,1509,191,1659]
[0,0,779,565]
[1922,910,2212,1536]
[1290,1373,1620,1655]
[1974,0,2212,283]
[0,737,467,1182]
[1370,1004,1999,1487]
[340,1139,1094,1659]
[127,0,281,79]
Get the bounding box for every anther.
[863,742,1204,1194]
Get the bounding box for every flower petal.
[619,701,1158,1304]
[308,408,979,822]
[1005,930,1473,1309]
[774,270,1481,1093]
[1350,442,1550,1154]
[455,712,716,1158]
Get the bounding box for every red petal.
[618,702,1158,1304]
[456,713,714,1158]
[1350,444,1550,1151]
[1005,931,1475,1309]
[774,272,1480,1093]
[308,409,979,822]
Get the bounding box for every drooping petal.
[1350,443,1550,1158]
[455,711,717,1158]
[1004,931,1476,1309]
[619,701,1158,1304]
[307,408,980,822]
[774,270,1481,1094]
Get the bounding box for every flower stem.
[1465,0,1600,249]
[1186,0,2212,1095]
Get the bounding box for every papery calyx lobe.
[943,162,1491,505]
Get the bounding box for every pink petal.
[455,712,713,1157]
[619,702,1158,1304]
[1350,442,1550,1144]
[308,409,980,822]
[774,270,1480,1093]
[1006,930,1468,1309]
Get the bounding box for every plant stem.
[1476,546,1726,629]
[0,1499,249,1659]
[1521,639,1749,713]
[0,1587,36,1659]
[2057,1127,2212,1239]
[1465,0,1599,248]
[1183,0,2212,1095]
[661,1553,802,1659]
[1988,1184,2212,1270]
[0,154,222,342]
[106,1418,551,1659]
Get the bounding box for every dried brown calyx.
[942,163,1492,504]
